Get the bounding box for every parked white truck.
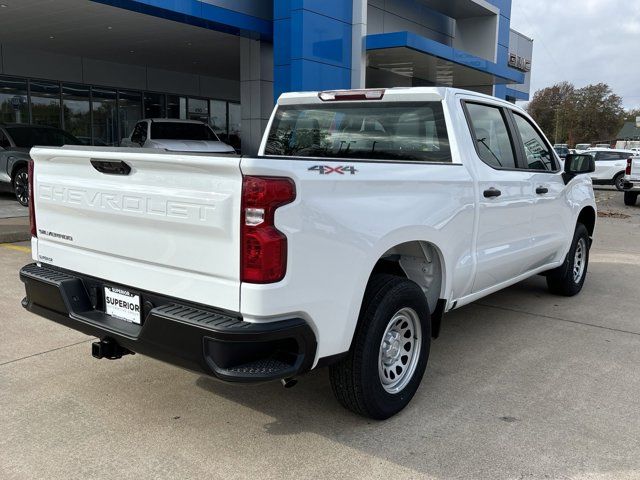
[21,88,597,419]
[623,155,640,206]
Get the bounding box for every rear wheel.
[13,167,29,207]
[614,172,625,191]
[329,274,431,420]
[624,191,638,206]
[546,224,590,296]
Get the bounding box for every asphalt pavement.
[1,190,639,480]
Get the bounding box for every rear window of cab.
[264,102,451,163]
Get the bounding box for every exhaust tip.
[280,377,298,389]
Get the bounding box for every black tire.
[329,274,431,420]
[546,224,590,296]
[624,191,638,206]
[613,172,625,192]
[12,167,29,207]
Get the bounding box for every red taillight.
[28,160,36,237]
[241,176,296,283]
[626,158,632,175]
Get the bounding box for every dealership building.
[0,0,533,153]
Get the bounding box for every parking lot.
[1,190,639,480]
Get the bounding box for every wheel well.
[370,241,444,314]
[10,160,28,180]
[578,206,596,238]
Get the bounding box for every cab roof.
[277,87,525,113]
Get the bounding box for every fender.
[8,154,29,179]
[340,224,472,354]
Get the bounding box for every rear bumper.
[623,180,640,191]
[20,263,317,383]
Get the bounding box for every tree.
[573,83,624,143]
[624,108,640,122]
[526,81,575,144]
[527,82,625,145]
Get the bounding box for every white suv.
[584,148,637,191]
[121,118,235,153]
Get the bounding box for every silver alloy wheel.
[573,237,587,283]
[14,171,29,206]
[615,174,625,191]
[378,307,422,394]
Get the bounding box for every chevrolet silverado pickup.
[623,155,640,206]
[20,87,597,419]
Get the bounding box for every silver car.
[121,119,236,154]
[0,124,82,206]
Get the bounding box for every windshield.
[150,122,219,141]
[6,126,82,148]
[264,102,451,162]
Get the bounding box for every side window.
[465,103,517,169]
[512,114,555,171]
[0,131,9,149]
[596,151,618,161]
[131,122,147,143]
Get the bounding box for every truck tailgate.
[629,157,640,181]
[29,147,242,312]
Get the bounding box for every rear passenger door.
[463,101,538,293]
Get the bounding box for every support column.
[492,0,512,99]
[351,0,368,89]
[240,38,273,154]
[274,0,362,101]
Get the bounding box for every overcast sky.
[510,0,640,110]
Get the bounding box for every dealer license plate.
[104,286,141,324]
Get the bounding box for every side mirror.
[563,154,595,184]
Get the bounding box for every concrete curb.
[0,217,30,244]
[0,230,31,244]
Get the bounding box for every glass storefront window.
[209,100,227,141]
[0,75,244,151]
[228,102,241,152]
[167,95,187,119]
[119,90,142,141]
[62,84,91,144]
[188,98,208,123]
[144,92,165,119]
[30,81,61,128]
[0,77,28,124]
[92,88,117,146]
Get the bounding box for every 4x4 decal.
[308,165,358,175]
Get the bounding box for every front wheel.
[546,224,590,296]
[624,191,638,206]
[13,167,29,207]
[329,274,431,420]
[614,172,625,192]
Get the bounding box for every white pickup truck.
[623,155,640,206]
[21,88,597,419]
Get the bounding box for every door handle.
[536,187,549,195]
[483,188,502,198]
[90,159,131,175]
